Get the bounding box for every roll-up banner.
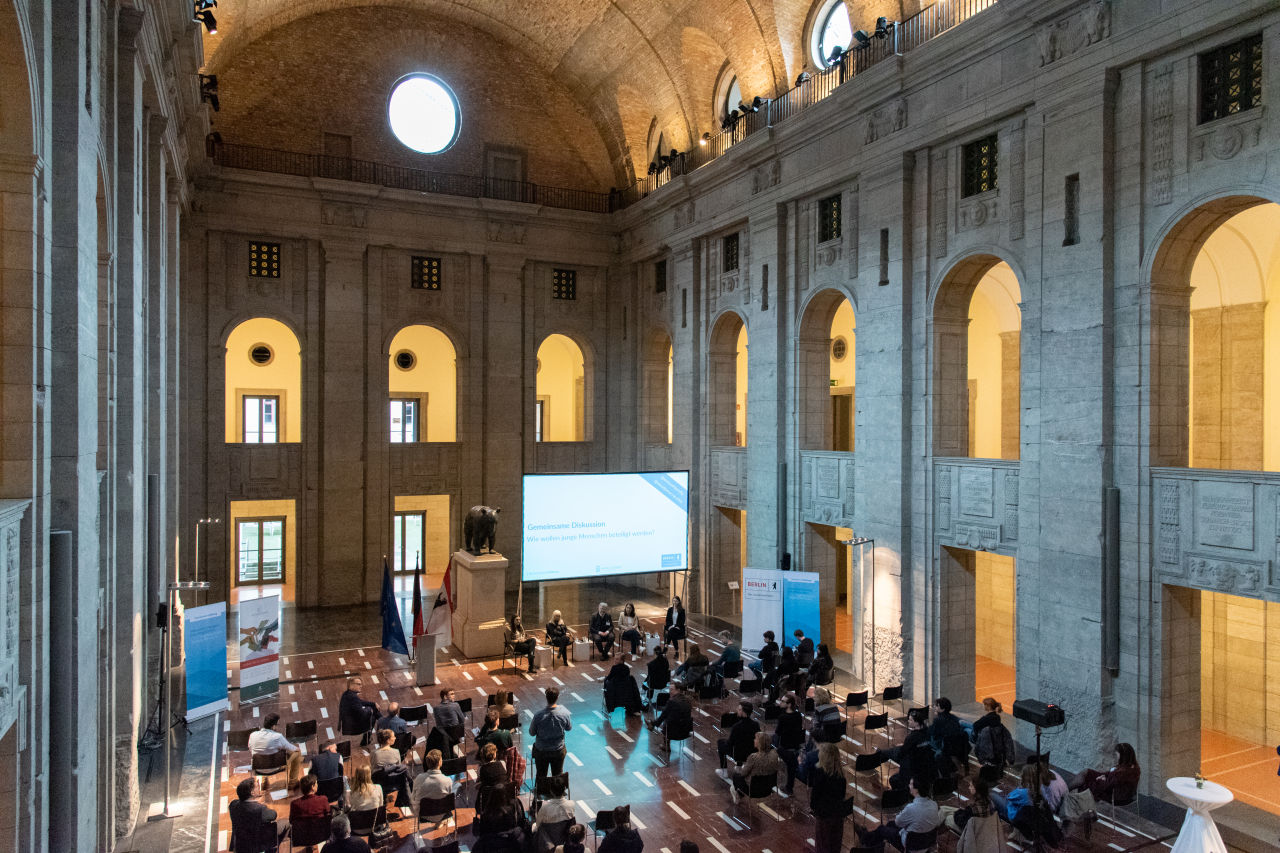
[238,595,281,702]
[184,601,229,720]
[782,572,822,648]
[741,568,785,655]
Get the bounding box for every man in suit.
[792,629,814,668]
[590,602,615,659]
[646,681,693,741]
[228,777,288,853]
[715,701,760,771]
[338,676,378,744]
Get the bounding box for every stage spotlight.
[195,10,217,33]
[828,45,845,64]
[199,73,220,112]
[875,17,890,38]
[854,30,871,48]
[751,96,765,109]
[700,132,710,146]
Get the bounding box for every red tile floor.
[214,623,1177,853]
[1199,729,1280,818]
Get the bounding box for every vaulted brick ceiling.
[201,0,911,184]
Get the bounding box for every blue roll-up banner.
[782,571,822,649]
[184,601,229,720]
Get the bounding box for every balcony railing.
[621,0,1000,205]
[210,141,614,214]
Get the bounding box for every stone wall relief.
[710,447,747,508]
[930,149,948,258]
[1036,1,1111,66]
[751,160,780,195]
[1192,113,1263,164]
[1149,64,1175,205]
[321,202,368,228]
[846,185,859,280]
[957,193,1000,232]
[674,201,695,230]
[865,99,908,145]
[934,461,1018,553]
[800,451,856,526]
[0,500,28,739]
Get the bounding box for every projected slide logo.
[522,471,690,583]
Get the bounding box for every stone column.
[1000,330,1020,460]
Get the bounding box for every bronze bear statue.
[464,505,500,555]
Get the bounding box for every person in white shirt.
[247,712,302,790]
[411,749,455,823]
[532,774,575,829]
[857,776,942,850]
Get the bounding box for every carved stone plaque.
[959,467,994,518]
[815,458,840,499]
[1196,481,1254,550]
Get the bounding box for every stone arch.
[224,318,303,443]
[680,27,729,137]
[709,311,747,446]
[642,327,674,445]
[616,84,663,185]
[387,324,457,442]
[1144,193,1280,469]
[931,253,1023,458]
[536,332,593,442]
[797,287,857,451]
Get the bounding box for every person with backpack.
[875,707,936,790]
[974,712,1015,771]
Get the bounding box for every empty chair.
[853,751,888,808]
[347,806,386,844]
[416,791,457,839]
[843,690,869,725]
[863,711,891,749]
[288,814,332,852]
[737,676,761,698]
[400,704,431,727]
[881,684,905,717]
[734,770,779,826]
[285,719,318,751]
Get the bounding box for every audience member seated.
[589,602,616,659]
[474,780,526,837]
[492,689,517,719]
[1037,753,1069,815]
[554,823,587,853]
[289,774,331,822]
[506,615,539,672]
[598,804,644,853]
[721,731,780,804]
[1070,742,1140,806]
[371,728,410,816]
[968,696,1003,740]
[618,603,643,657]
[944,776,1002,848]
[424,718,460,759]
[249,712,303,791]
[371,728,401,773]
[338,676,379,744]
[643,645,671,704]
[764,646,798,699]
[375,702,408,735]
[773,693,806,795]
[477,742,508,799]
[320,813,370,853]
[716,701,760,770]
[664,596,687,659]
[807,643,834,686]
[411,749,454,824]
[747,631,779,678]
[546,610,574,666]
[228,777,288,853]
[929,696,969,766]
[347,767,382,813]
[809,742,850,853]
[876,707,936,790]
[433,687,466,737]
[477,707,514,753]
[792,629,815,668]
[710,631,741,677]
[308,740,343,786]
[671,643,709,687]
[810,687,842,741]
[857,776,943,851]
[603,660,644,715]
[531,773,575,828]
[994,764,1063,847]
[647,681,693,739]
[530,687,573,780]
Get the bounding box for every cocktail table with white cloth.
[1165,776,1232,853]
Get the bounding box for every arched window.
[799,291,855,451]
[224,318,302,443]
[536,334,588,441]
[722,77,742,124]
[814,0,852,67]
[387,325,457,442]
[709,313,747,446]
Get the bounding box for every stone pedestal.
[451,550,508,659]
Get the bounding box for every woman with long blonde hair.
[347,764,382,812]
[810,742,848,852]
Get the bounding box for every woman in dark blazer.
[664,596,687,659]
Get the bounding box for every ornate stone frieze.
[816,242,842,268]
[865,99,908,145]
[751,161,780,195]
[0,500,29,739]
[955,522,1001,551]
[957,195,998,231]
[1005,119,1025,240]
[1159,481,1180,565]
[800,451,855,526]
[321,202,367,228]
[1192,116,1263,163]
[1150,64,1174,205]
[674,201,695,229]
[1184,554,1265,594]
[486,220,526,244]
[930,150,947,258]
[710,448,747,508]
[1037,1,1111,66]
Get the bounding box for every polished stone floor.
[209,615,1180,853]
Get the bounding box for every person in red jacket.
[289,774,331,821]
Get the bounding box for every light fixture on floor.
[193,0,218,34]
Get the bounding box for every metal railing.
[210,141,614,214]
[621,0,999,205]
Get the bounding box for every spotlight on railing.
[699,133,710,146]
[193,0,218,34]
[199,73,219,112]
[854,30,872,48]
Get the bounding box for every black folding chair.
[440,755,469,805]
[853,751,888,808]
[394,730,418,766]
[733,771,780,826]
[316,775,344,809]
[400,704,431,728]
[227,728,254,751]
[904,827,939,852]
[590,804,630,853]
[863,712,891,749]
[722,659,743,679]
[881,684,905,717]
[719,712,738,730]
[534,771,571,800]
[288,814,331,852]
[285,719,318,752]
[879,787,910,825]
[416,792,457,839]
[347,806,387,848]
[251,750,288,791]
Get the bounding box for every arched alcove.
[932,256,1022,459]
[224,318,303,442]
[642,329,674,445]
[798,289,856,451]
[709,312,747,446]
[535,333,589,442]
[387,324,457,442]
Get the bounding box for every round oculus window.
[394,350,417,371]
[388,74,460,154]
[249,344,274,365]
[831,336,848,361]
[818,1,852,66]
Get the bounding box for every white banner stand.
[415,634,438,686]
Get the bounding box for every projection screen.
[521,471,689,582]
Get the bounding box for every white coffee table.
[1165,777,1232,853]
